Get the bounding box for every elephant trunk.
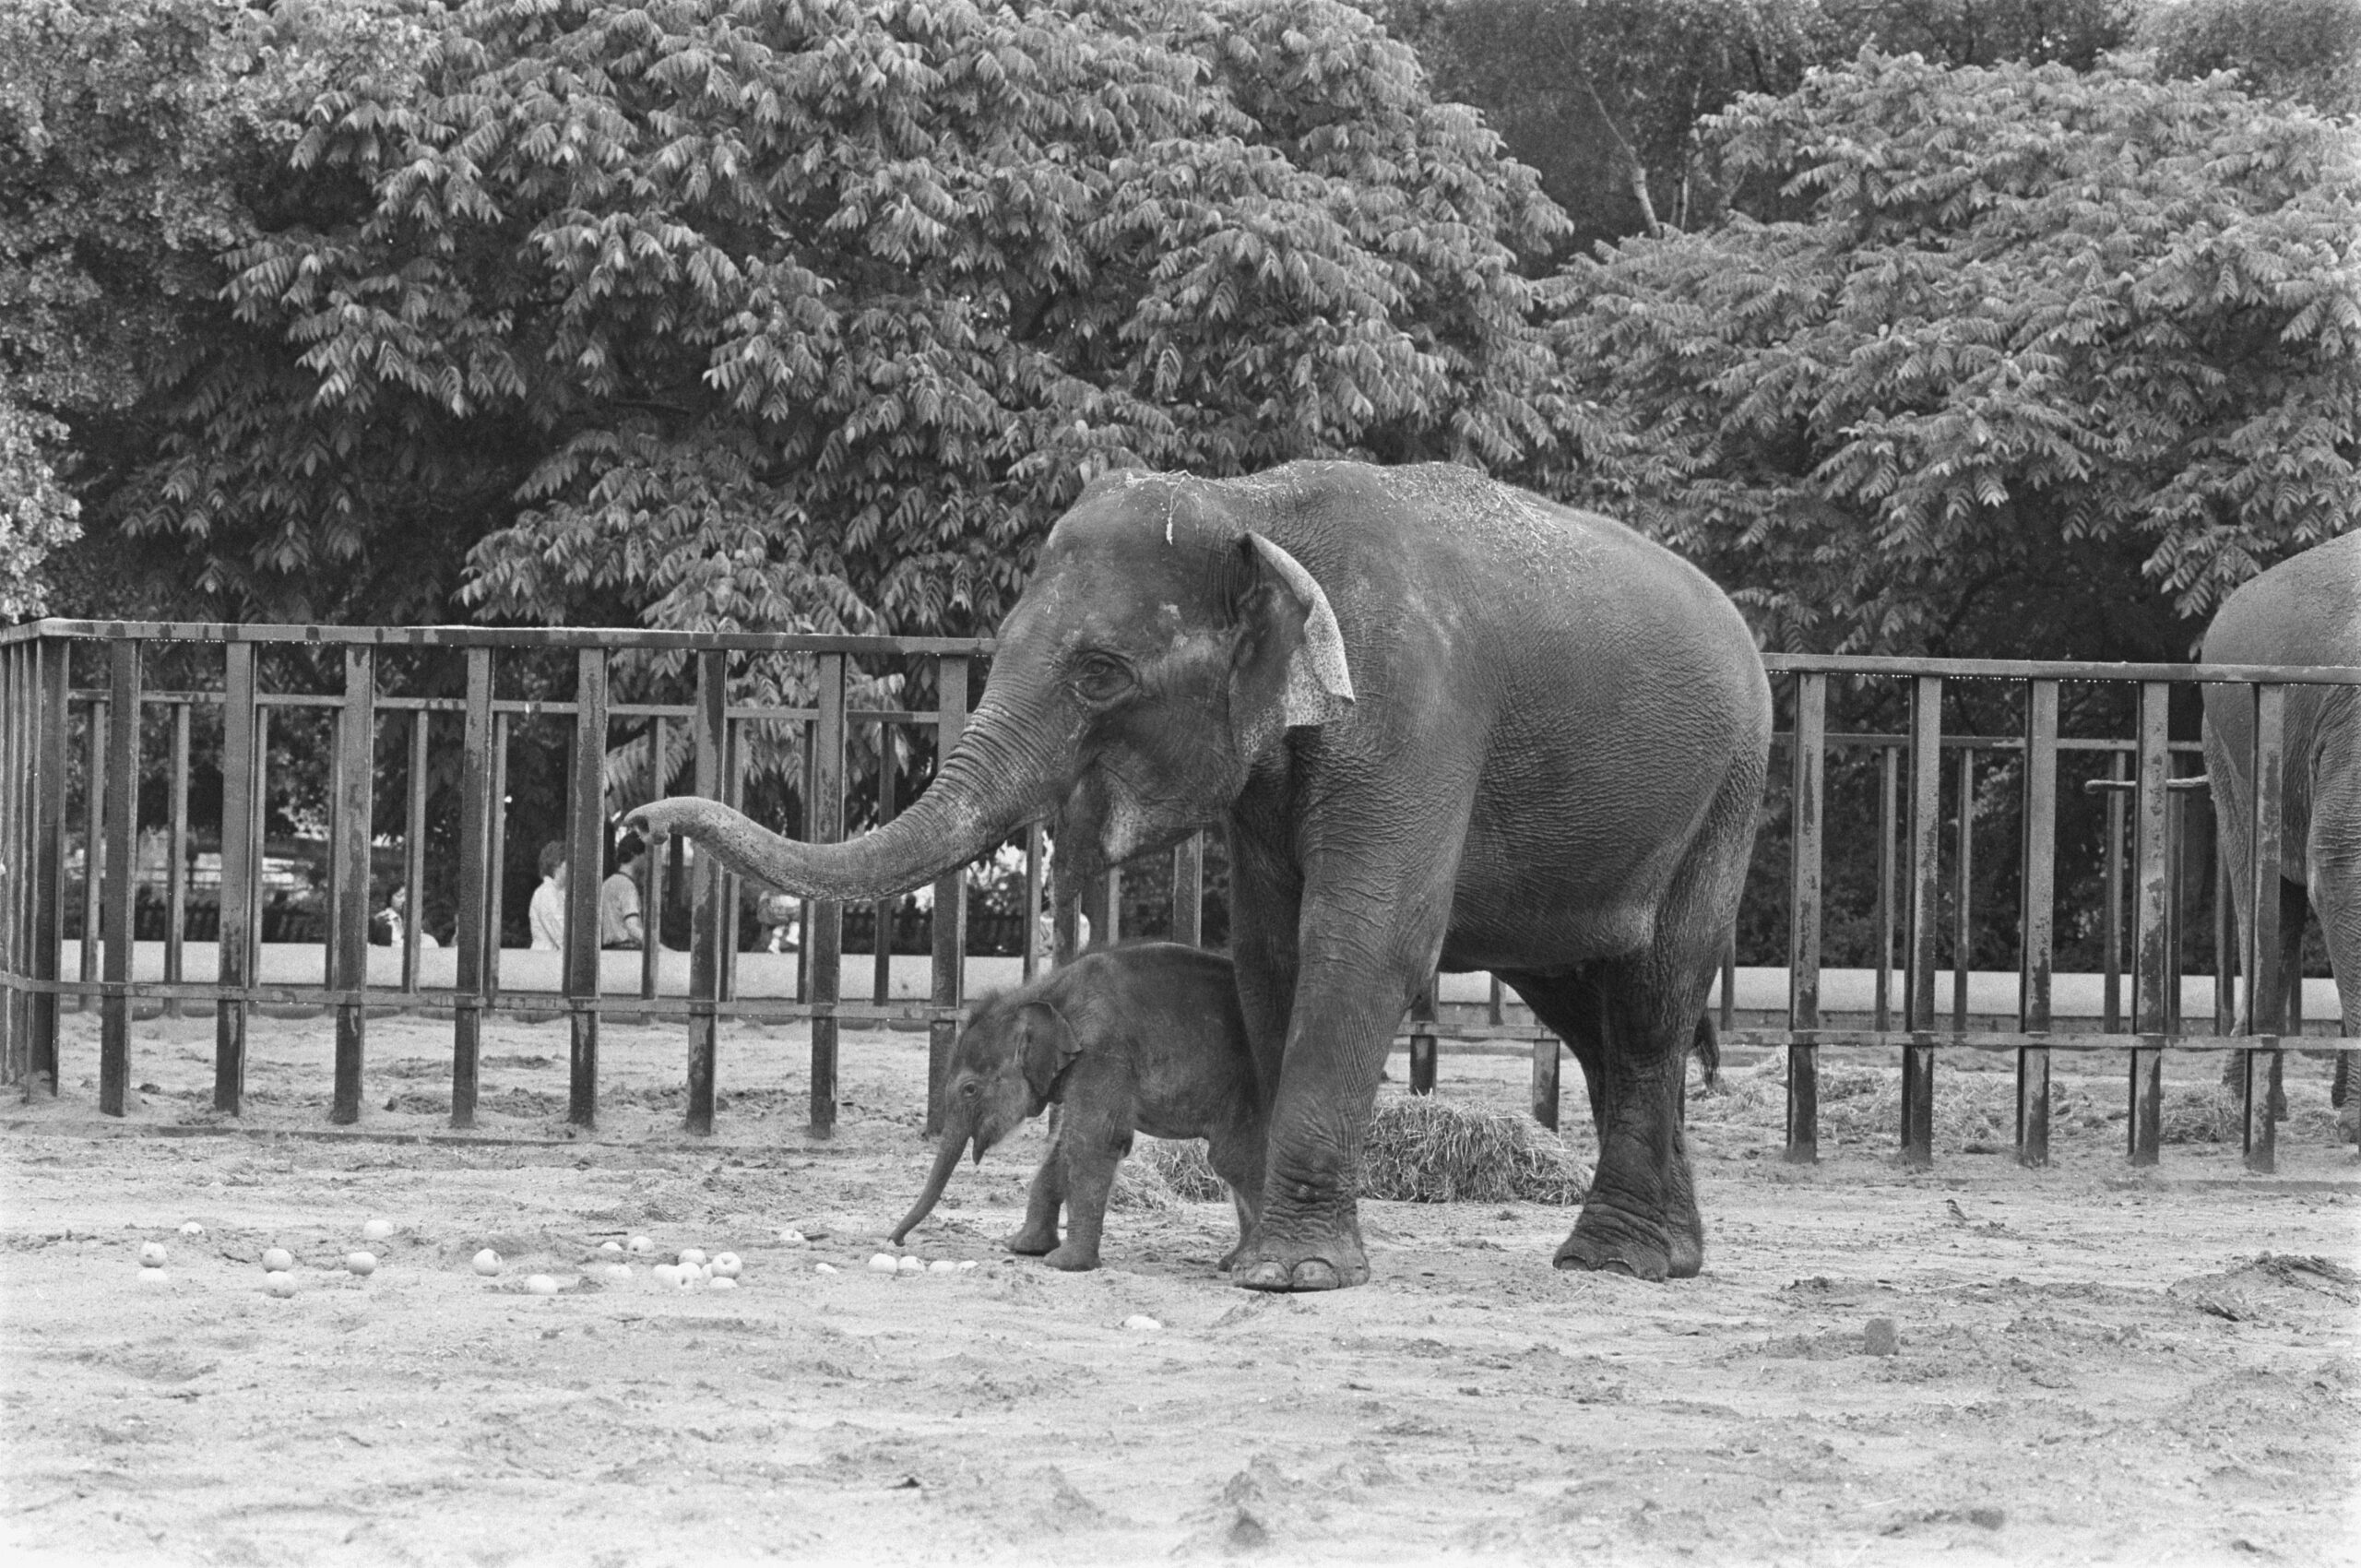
[889,1127,974,1246]
[671,694,1066,904]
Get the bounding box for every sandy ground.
[3,1006,2356,1567]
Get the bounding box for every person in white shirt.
[600,837,647,949]
[528,841,566,951]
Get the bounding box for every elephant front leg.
[1005,1132,1065,1257]
[1043,1126,1130,1272]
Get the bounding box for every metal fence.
[2,624,2355,1170]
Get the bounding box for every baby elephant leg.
[1045,1126,1132,1272]
[1006,1124,1066,1257]
[1205,1119,1267,1273]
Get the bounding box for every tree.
[135,0,1564,646]
[1542,52,2361,661]
[0,398,79,617]
[2143,0,2361,115]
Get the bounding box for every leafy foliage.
[181,0,1563,643]
[0,398,80,616]
[2143,0,2361,115]
[1541,52,2361,659]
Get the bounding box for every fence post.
[1786,671,1825,1164]
[2,646,21,1081]
[1410,970,1439,1099]
[165,700,190,1016]
[485,712,510,999]
[2241,683,2286,1173]
[685,650,728,1135]
[450,648,493,1129]
[329,647,375,1125]
[1874,743,1897,1032]
[927,655,970,1138]
[2127,682,2169,1164]
[402,708,428,994]
[874,728,898,1001]
[28,637,65,1090]
[809,652,847,1135]
[99,642,140,1116]
[2016,681,2058,1167]
[642,717,667,1003]
[1022,820,1046,982]
[565,648,606,1130]
[1952,748,1975,1032]
[80,695,103,1012]
[214,644,257,1114]
[1173,831,1204,948]
[2102,749,2127,1032]
[1901,676,1941,1168]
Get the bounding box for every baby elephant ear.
[1018,1003,1085,1105]
[1244,533,1355,729]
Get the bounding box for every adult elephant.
[632,461,1771,1289]
[2202,532,2361,1107]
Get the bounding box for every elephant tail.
[1691,1013,1722,1091]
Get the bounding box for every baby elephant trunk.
[888,1130,973,1246]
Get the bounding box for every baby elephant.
[889,942,1264,1272]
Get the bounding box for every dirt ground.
[3,1006,2355,1567]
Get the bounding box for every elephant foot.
[1554,1201,1698,1283]
[1005,1226,1059,1257]
[1230,1235,1369,1293]
[1042,1243,1099,1272]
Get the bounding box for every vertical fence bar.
[873,729,898,1002]
[402,708,428,993]
[1409,970,1439,1098]
[2165,780,2185,1038]
[685,651,728,1135]
[2102,750,2127,1032]
[2127,682,2169,1165]
[1488,978,1505,1027]
[565,649,606,1130]
[927,655,970,1138]
[2212,779,2236,1038]
[214,644,257,1114]
[329,648,374,1125]
[641,718,667,1003]
[2242,683,2286,1173]
[797,731,815,1005]
[325,708,342,988]
[80,695,103,1010]
[2016,681,2058,1167]
[1874,743,1897,1032]
[30,637,66,1089]
[247,703,267,957]
[1900,677,1941,1167]
[1021,821,1046,982]
[164,700,190,1016]
[1952,748,1974,1033]
[1786,672,1825,1163]
[485,712,510,998]
[450,648,492,1129]
[1,647,17,1081]
[809,653,847,1135]
[720,720,742,1002]
[1173,831,1204,948]
[98,645,140,1115]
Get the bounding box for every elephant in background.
[633,459,1770,1289]
[2201,533,2361,1107]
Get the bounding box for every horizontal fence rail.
[1,623,2355,1171]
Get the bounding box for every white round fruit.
[652,1264,680,1286]
[896,1255,924,1274]
[678,1248,708,1267]
[362,1219,395,1241]
[867,1253,898,1274]
[710,1253,742,1278]
[179,1221,205,1236]
[928,1259,957,1274]
[261,1247,294,1272]
[1122,1314,1162,1332]
[671,1268,700,1290]
[264,1271,296,1298]
[524,1275,559,1296]
[779,1229,807,1246]
[602,1263,633,1283]
[625,1235,655,1254]
[707,1276,738,1292]
[814,1263,838,1276]
[957,1261,979,1272]
[471,1249,502,1277]
[597,1241,623,1258]
[345,1252,378,1277]
[136,1267,169,1288]
[138,1241,167,1268]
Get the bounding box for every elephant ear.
[1232,532,1356,737]
[1017,1002,1085,1106]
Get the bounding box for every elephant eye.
[1070,652,1134,704]
[959,1082,979,1098]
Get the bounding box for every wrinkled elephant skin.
[2202,533,2361,1107]
[630,461,1772,1289]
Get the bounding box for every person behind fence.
[601,837,648,950]
[529,841,566,951]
